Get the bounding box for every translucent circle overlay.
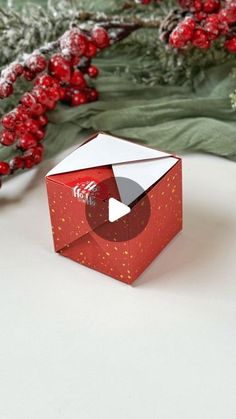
[85,176,151,242]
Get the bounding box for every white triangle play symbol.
[108,198,131,223]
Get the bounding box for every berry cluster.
[0,26,110,186]
[169,0,236,51]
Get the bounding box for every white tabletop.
[1,143,236,419]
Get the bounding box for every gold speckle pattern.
[46,158,182,284]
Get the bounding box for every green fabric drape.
[40,60,236,161]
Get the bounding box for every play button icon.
[108,198,131,223]
[85,176,151,242]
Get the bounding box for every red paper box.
[46,132,182,284]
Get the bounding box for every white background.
[0,139,236,419]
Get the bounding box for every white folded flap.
[113,157,178,205]
[47,133,171,176]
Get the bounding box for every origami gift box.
[46,132,182,284]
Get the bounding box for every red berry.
[48,86,61,102]
[70,70,87,88]
[9,156,24,170]
[60,29,88,56]
[0,130,16,146]
[218,9,228,24]
[0,161,10,175]
[15,123,26,136]
[169,17,196,50]
[88,88,99,102]
[26,54,47,73]
[2,111,16,130]
[0,82,13,99]
[169,29,187,48]
[32,148,43,164]
[25,118,40,134]
[85,42,97,58]
[34,74,57,88]
[203,14,220,40]
[195,11,207,20]
[29,103,46,117]
[23,156,35,169]
[33,88,50,106]
[24,146,43,164]
[59,86,66,100]
[225,36,236,52]
[185,17,196,31]
[203,0,220,13]
[12,63,24,76]
[92,27,110,49]
[194,0,203,12]
[191,28,210,48]
[71,92,88,106]
[219,3,236,24]
[87,65,99,78]
[34,128,45,141]
[36,143,44,152]
[23,68,36,81]
[18,133,37,150]
[46,100,57,111]
[20,92,36,108]
[15,106,29,122]
[48,54,71,82]
[37,114,48,126]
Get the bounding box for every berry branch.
[0,12,162,187]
